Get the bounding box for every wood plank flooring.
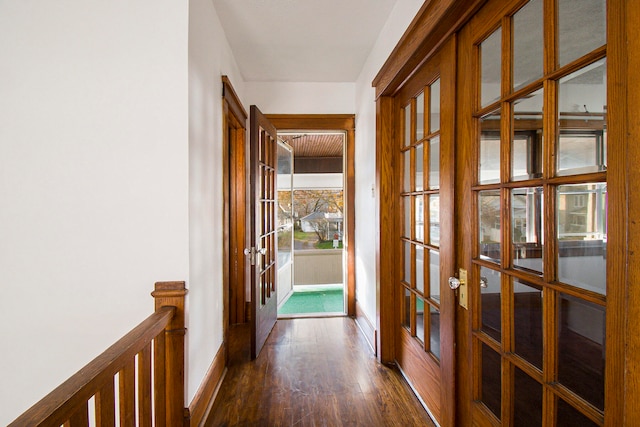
[205,317,435,427]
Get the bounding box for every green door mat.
[278,289,344,314]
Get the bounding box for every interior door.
[395,38,456,426]
[248,105,278,359]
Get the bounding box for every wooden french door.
[457,0,610,425]
[394,38,457,426]
[248,105,278,359]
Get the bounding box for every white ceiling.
[212,0,399,82]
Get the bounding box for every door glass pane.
[481,267,501,342]
[481,343,502,420]
[557,398,600,427]
[403,150,411,191]
[415,144,424,191]
[430,305,441,360]
[416,195,424,242]
[513,0,543,90]
[429,194,440,246]
[416,92,425,141]
[512,88,543,181]
[416,245,425,294]
[430,79,441,133]
[479,190,501,263]
[558,0,606,67]
[402,288,411,331]
[513,279,543,369]
[429,136,440,189]
[481,27,502,107]
[480,110,501,184]
[404,104,412,147]
[514,367,542,426]
[429,250,440,302]
[404,241,412,285]
[557,183,607,294]
[403,196,411,238]
[512,187,544,274]
[558,293,605,410]
[557,59,607,175]
[416,297,425,343]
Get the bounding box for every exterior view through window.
[276,132,346,316]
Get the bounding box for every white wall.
[0,1,189,424]
[353,1,423,325]
[246,82,355,114]
[188,0,245,404]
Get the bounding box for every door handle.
[448,268,468,310]
[244,247,267,265]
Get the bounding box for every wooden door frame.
[373,0,639,425]
[265,114,356,317]
[223,76,248,334]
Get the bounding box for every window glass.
[557,183,607,294]
[512,88,543,181]
[513,0,543,90]
[481,28,502,107]
[415,144,424,191]
[429,195,440,247]
[512,187,544,274]
[480,110,501,184]
[481,343,502,420]
[513,279,543,368]
[430,79,441,133]
[429,250,440,302]
[430,305,441,360]
[416,92,425,141]
[558,0,606,66]
[403,150,411,191]
[479,190,501,263]
[415,195,424,242]
[557,59,607,175]
[416,297,425,343]
[480,267,501,342]
[429,136,440,189]
[416,245,425,294]
[514,368,542,426]
[404,104,412,147]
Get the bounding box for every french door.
[458,0,609,425]
[248,105,279,359]
[394,38,457,426]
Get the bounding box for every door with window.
[458,0,609,424]
[394,38,457,426]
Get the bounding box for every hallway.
[205,317,435,426]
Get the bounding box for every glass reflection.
[430,79,441,133]
[479,190,501,262]
[481,343,502,420]
[416,297,425,344]
[415,195,424,242]
[403,196,411,238]
[512,187,544,274]
[557,183,607,294]
[513,0,543,90]
[514,368,542,426]
[429,250,440,302]
[512,88,543,181]
[429,136,440,189]
[559,0,606,67]
[430,306,441,360]
[403,150,411,192]
[402,288,411,331]
[416,92,425,141]
[558,293,605,410]
[415,144,424,191]
[480,110,501,184]
[404,104,412,147]
[558,59,607,175]
[429,195,440,247]
[480,267,501,342]
[557,398,600,427]
[513,279,543,369]
[416,246,425,294]
[481,28,502,107]
[404,241,412,285]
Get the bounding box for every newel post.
[152,281,188,427]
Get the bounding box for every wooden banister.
[9,281,187,427]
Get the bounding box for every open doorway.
[277,132,346,317]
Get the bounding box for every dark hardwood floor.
[205,317,435,427]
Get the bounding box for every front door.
[248,105,278,359]
[394,38,457,426]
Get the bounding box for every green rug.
[278,287,344,314]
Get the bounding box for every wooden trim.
[222,76,247,122]
[372,0,486,98]
[265,114,357,318]
[185,343,227,427]
[355,300,378,355]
